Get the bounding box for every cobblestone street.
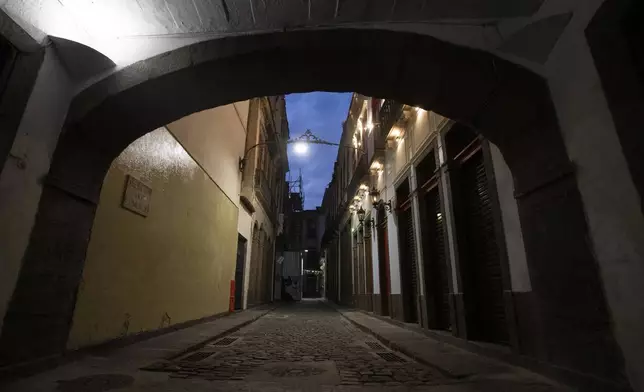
[138,300,568,392]
[145,300,447,387]
[3,300,571,392]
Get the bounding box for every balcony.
[366,123,386,169]
[264,120,280,157]
[379,100,404,139]
[255,168,275,219]
[346,152,368,204]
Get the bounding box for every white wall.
[384,180,402,295]
[237,208,253,309]
[369,196,381,294]
[490,144,531,292]
[0,47,73,331]
[371,163,387,295]
[409,165,426,298]
[380,109,442,297]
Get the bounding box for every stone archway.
[585,1,644,388]
[0,28,623,383]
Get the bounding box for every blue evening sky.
[285,92,352,210]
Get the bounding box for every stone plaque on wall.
[122,175,151,217]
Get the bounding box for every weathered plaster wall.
[545,0,644,388]
[489,144,531,292]
[67,127,238,349]
[385,188,401,295]
[0,47,72,332]
[381,110,440,296]
[1,0,641,386]
[167,102,248,206]
[237,208,253,309]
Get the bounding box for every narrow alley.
[3,301,568,392]
[1,1,643,391]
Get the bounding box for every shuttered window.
[417,149,451,330]
[376,207,391,316]
[364,219,374,295]
[396,180,419,323]
[421,185,451,330]
[451,134,508,344]
[460,151,507,342]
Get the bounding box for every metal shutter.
[400,206,419,323]
[376,210,391,316]
[341,226,354,306]
[423,187,451,330]
[459,150,508,344]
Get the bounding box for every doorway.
[364,215,374,312]
[234,235,247,311]
[417,150,451,331]
[447,125,508,344]
[376,206,391,316]
[396,179,419,324]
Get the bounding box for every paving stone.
[145,302,445,386]
[132,300,573,391]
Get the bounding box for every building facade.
[2,3,644,389]
[321,94,563,379]
[240,96,290,308]
[46,97,289,350]
[283,208,325,298]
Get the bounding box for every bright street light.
[239,129,360,171]
[293,142,309,155]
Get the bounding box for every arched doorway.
[0,28,623,385]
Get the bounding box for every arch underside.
[0,28,625,385]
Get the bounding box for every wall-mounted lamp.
[388,127,402,140]
[366,217,376,231]
[357,206,375,232]
[369,187,380,204]
[357,206,366,223]
[374,199,393,213]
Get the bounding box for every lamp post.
[239,129,362,172]
[357,206,366,223]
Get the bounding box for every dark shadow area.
[0,27,625,390]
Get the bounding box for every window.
[307,219,317,239]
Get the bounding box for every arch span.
[0,28,623,384]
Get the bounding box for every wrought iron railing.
[379,99,404,138]
[346,153,368,203]
[255,168,274,213]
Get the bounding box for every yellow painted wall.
[67,127,239,349]
[167,103,248,206]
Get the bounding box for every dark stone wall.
[418,295,428,329]
[390,294,404,322]
[372,294,382,316]
[510,291,545,358]
[0,26,625,387]
[450,293,467,339]
[0,45,44,174]
[587,0,644,211]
